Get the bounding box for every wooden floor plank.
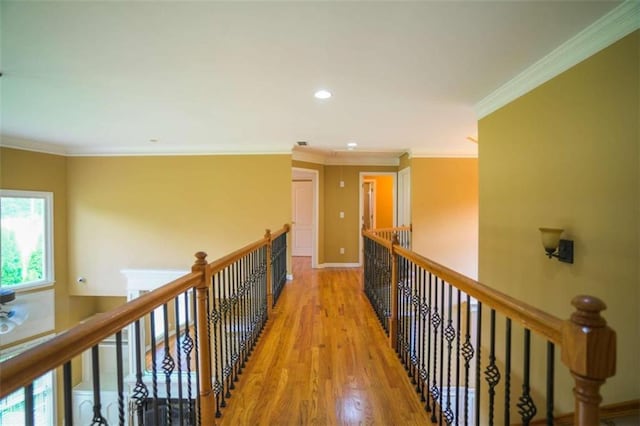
[218,257,433,425]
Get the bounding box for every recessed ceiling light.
[347,142,357,148]
[314,90,332,99]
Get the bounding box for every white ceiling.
[0,1,622,159]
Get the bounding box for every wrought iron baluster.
[63,361,73,426]
[517,329,537,425]
[415,262,424,398]
[231,263,240,384]
[484,309,500,426]
[212,271,223,417]
[411,262,419,386]
[546,342,555,425]
[182,290,195,423]
[91,345,108,425]
[425,272,433,414]
[430,274,440,423]
[438,277,445,426]
[475,302,482,426]
[162,303,175,425]
[420,268,430,407]
[132,320,149,425]
[150,310,160,425]
[223,266,233,399]
[461,294,474,426]
[115,331,125,426]
[174,297,184,426]
[192,285,201,425]
[505,318,512,425]
[24,383,34,426]
[455,288,461,425]
[443,282,456,425]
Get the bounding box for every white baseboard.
[286,274,293,280]
[316,262,361,269]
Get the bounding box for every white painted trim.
[316,262,361,269]
[410,152,478,159]
[292,149,401,166]
[286,274,293,281]
[120,269,189,292]
[292,167,319,268]
[476,0,640,119]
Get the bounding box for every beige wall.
[411,158,478,279]
[479,30,639,409]
[0,148,98,334]
[324,165,397,263]
[67,154,291,296]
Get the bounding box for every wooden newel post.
[192,251,214,424]
[561,295,616,426]
[265,229,273,316]
[389,234,400,350]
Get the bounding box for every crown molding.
[476,0,640,119]
[292,149,401,166]
[0,136,69,156]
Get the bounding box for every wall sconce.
[539,228,573,263]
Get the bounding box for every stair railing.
[0,224,289,425]
[362,228,616,426]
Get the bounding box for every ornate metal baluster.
[192,286,201,425]
[90,345,108,425]
[231,263,240,385]
[239,258,248,370]
[132,320,149,425]
[475,302,482,426]
[546,342,555,425]
[430,275,440,423]
[223,266,233,399]
[411,262,420,386]
[420,268,429,405]
[182,291,195,423]
[484,309,500,425]
[415,262,423,398]
[150,310,160,425]
[461,294,474,426]
[438,277,445,425]
[443,282,456,425]
[425,272,433,414]
[517,329,537,425]
[24,383,34,426]
[212,271,223,417]
[174,297,184,425]
[505,318,512,425]
[115,331,125,426]
[455,288,461,425]
[63,362,73,426]
[162,303,175,424]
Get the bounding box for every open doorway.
[359,172,397,263]
[292,168,319,268]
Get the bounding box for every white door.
[292,180,313,256]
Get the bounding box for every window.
[0,335,56,424]
[0,190,54,289]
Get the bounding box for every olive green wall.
[479,30,639,409]
[67,154,291,296]
[324,165,397,263]
[412,158,478,279]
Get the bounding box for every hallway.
[219,257,432,425]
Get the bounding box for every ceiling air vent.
[296,141,308,146]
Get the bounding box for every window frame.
[0,189,55,290]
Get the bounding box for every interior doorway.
[292,168,319,268]
[359,172,397,264]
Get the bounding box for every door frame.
[292,167,319,268]
[358,172,397,266]
[362,179,377,230]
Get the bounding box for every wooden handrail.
[363,229,563,343]
[362,229,617,425]
[0,272,202,399]
[371,225,412,233]
[0,224,291,405]
[271,223,290,240]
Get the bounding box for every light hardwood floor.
[218,257,433,425]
